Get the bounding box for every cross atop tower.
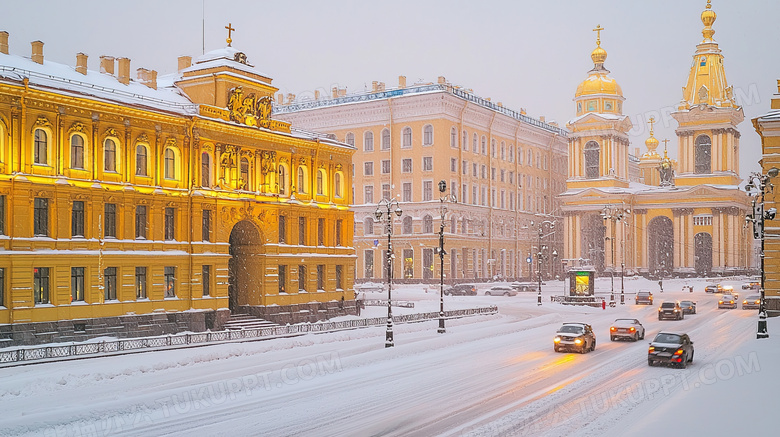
[662,138,669,151]
[648,116,656,134]
[225,23,235,47]
[593,24,604,46]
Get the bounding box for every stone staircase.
[224,314,279,331]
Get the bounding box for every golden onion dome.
[575,73,623,98]
[645,135,659,150]
[591,46,607,65]
[701,0,716,40]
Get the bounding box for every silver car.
[609,318,645,341]
[485,285,517,296]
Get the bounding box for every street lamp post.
[375,198,403,347]
[745,167,778,339]
[436,180,457,334]
[533,220,556,306]
[601,205,631,306]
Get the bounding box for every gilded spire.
[645,116,659,153]
[701,0,716,41]
[591,24,607,66]
[225,23,235,47]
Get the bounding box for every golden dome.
[591,46,607,65]
[575,73,623,98]
[701,0,716,40]
[645,135,659,150]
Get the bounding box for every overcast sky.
[3,0,778,177]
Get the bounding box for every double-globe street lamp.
[745,167,778,339]
[435,180,457,334]
[533,220,557,306]
[601,205,631,305]
[374,198,403,347]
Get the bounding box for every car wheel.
[485,292,491,296]
[658,316,662,321]
[580,343,587,354]
[554,346,560,353]
[633,333,638,342]
[689,350,694,363]
[503,292,510,296]
[680,355,688,369]
[591,340,596,351]
[648,359,655,367]
[610,336,615,341]
[641,331,645,340]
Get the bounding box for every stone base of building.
[0,309,231,348]
[765,297,780,318]
[240,301,357,325]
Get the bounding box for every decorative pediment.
[34,116,53,129]
[164,137,177,149]
[68,122,87,134]
[104,127,120,138]
[136,133,150,143]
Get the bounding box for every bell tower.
[566,25,633,190]
[671,0,743,186]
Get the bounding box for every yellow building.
[753,81,780,315]
[276,77,568,283]
[559,3,753,278]
[0,30,355,345]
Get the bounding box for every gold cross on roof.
[226,23,235,47]
[648,116,656,134]
[662,139,670,150]
[593,24,604,46]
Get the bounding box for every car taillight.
[629,327,635,332]
[610,327,617,332]
[673,349,684,356]
[648,346,655,353]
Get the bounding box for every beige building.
[560,3,753,278]
[276,78,568,283]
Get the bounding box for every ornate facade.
[0,31,354,344]
[559,3,753,277]
[276,79,568,283]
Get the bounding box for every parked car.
[443,283,477,296]
[648,332,694,368]
[658,301,684,320]
[679,300,697,315]
[554,323,596,353]
[485,285,517,297]
[511,281,540,292]
[635,291,654,305]
[609,318,645,341]
[718,294,737,309]
[742,282,760,290]
[742,295,761,310]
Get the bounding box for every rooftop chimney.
[0,31,8,55]
[276,93,284,104]
[117,57,130,85]
[338,88,346,97]
[437,76,446,84]
[398,75,406,89]
[332,87,338,98]
[31,40,43,64]
[76,52,88,75]
[372,81,378,92]
[314,90,321,100]
[136,68,157,89]
[286,93,296,103]
[539,116,545,122]
[377,82,385,92]
[100,56,115,75]
[498,102,503,107]
[178,55,192,72]
[520,108,527,115]
[635,147,640,156]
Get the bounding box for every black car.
[648,332,694,368]
[658,301,684,320]
[554,323,596,353]
[679,300,696,315]
[443,283,477,296]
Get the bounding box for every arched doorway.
[228,220,263,312]
[694,232,713,276]
[648,216,674,277]
[581,214,605,273]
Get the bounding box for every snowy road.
[0,278,769,437]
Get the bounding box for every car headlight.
[648,346,655,353]
[719,301,723,304]
[574,338,583,345]
[743,300,747,304]
[554,336,561,343]
[610,327,616,332]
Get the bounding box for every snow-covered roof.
[181,46,272,80]
[567,111,627,125]
[560,180,743,197]
[0,52,197,115]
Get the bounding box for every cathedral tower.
[672,0,743,186]
[566,25,633,190]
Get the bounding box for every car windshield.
[654,333,681,343]
[680,301,692,306]
[661,303,675,308]
[722,295,734,299]
[747,295,760,300]
[559,325,584,334]
[638,292,650,296]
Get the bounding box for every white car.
[718,294,737,309]
[609,318,645,341]
[485,286,517,296]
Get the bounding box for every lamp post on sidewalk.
[375,198,403,347]
[601,205,631,306]
[533,219,556,306]
[436,180,457,334]
[745,167,778,339]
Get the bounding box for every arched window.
[462,130,468,150]
[501,142,506,160]
[450,127,457,148]
[509,145,514,163]
[240,158,250,188]
[584,141,600,179]
[364,131,374,152]
[345,132,355,147]
[104,138,117,172]
[402,127,412,148]
[316,169,327,195]
[695,135,712,174]
[481,136,487,155]
[297,167,307,193]
[491,139,496,157]
[71,135,84,169]
[136,145,148,176]
[200,153,211,187]
[363,217,374,235]
[381,129,390,150]
[423,125,433,146]
[278,165,288,195]
[402,216,413,234]
[34,129,47,165]
[164,148,176,179]
[472,133,478,153]
[334,172,342,198]
[423,215,433,233]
